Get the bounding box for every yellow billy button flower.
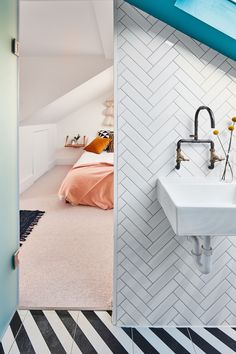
[228,125,235,131]
[213,129,219,135]
[232,117,236,123]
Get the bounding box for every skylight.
[175,0,236,40]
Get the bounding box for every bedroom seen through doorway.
[18,0,114,310]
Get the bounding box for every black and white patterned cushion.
[98,130,110,139]
[98,130,114,152]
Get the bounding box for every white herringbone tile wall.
[115,0,236,326]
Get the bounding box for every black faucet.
[176,106,224,170]
[192,106,215,140]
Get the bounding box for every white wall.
[19,124,57,193]
[57,91,113,148]
[19,56,113,121]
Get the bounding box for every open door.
[0,0,19,340]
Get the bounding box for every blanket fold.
[58,162,114,210]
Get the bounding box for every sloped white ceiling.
[19,55,113,120]
[21,66,113,125]
[19,0,114,122]
[20,0,113,58]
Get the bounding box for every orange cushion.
[84,137,111,154]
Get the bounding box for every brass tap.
[210,149,225,163]
[176,148,189,169]
[176,148,189,162]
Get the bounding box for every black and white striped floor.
[0,310,236,353]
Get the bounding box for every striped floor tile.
[0,310,235,353]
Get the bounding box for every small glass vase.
[221,154,234,183]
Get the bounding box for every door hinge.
[11,39,20,57]
[13,249,20,269]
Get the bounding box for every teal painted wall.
[0,0,19,340]
[125,0,236,60]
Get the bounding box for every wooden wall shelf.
[64,135,87,148]
[65,144,85,148]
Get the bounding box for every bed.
[58,151,114,209]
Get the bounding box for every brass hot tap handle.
[213,156,225,162]
[210,149,225,162]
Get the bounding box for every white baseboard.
[55,157,75,165]
[20,159,56,194]
[20,174,34,194]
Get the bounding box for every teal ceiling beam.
[124,0,236,61]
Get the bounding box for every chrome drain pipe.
[190,236,213,274]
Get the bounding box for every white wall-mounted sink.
[157,177,236,237]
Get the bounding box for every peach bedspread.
[58,162,114,210]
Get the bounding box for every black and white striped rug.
[0,310,235,353]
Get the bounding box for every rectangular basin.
[157,177,236,236]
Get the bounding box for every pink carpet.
[19,165,113,310]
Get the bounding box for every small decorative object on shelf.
[213,116,236,182]
[70,133,80,145]
[64,135,87,148]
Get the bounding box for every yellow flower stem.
[222,121,235,181]
[228,121,235,154]
[217,136,227,158]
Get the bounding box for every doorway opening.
[19,0,114,310]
